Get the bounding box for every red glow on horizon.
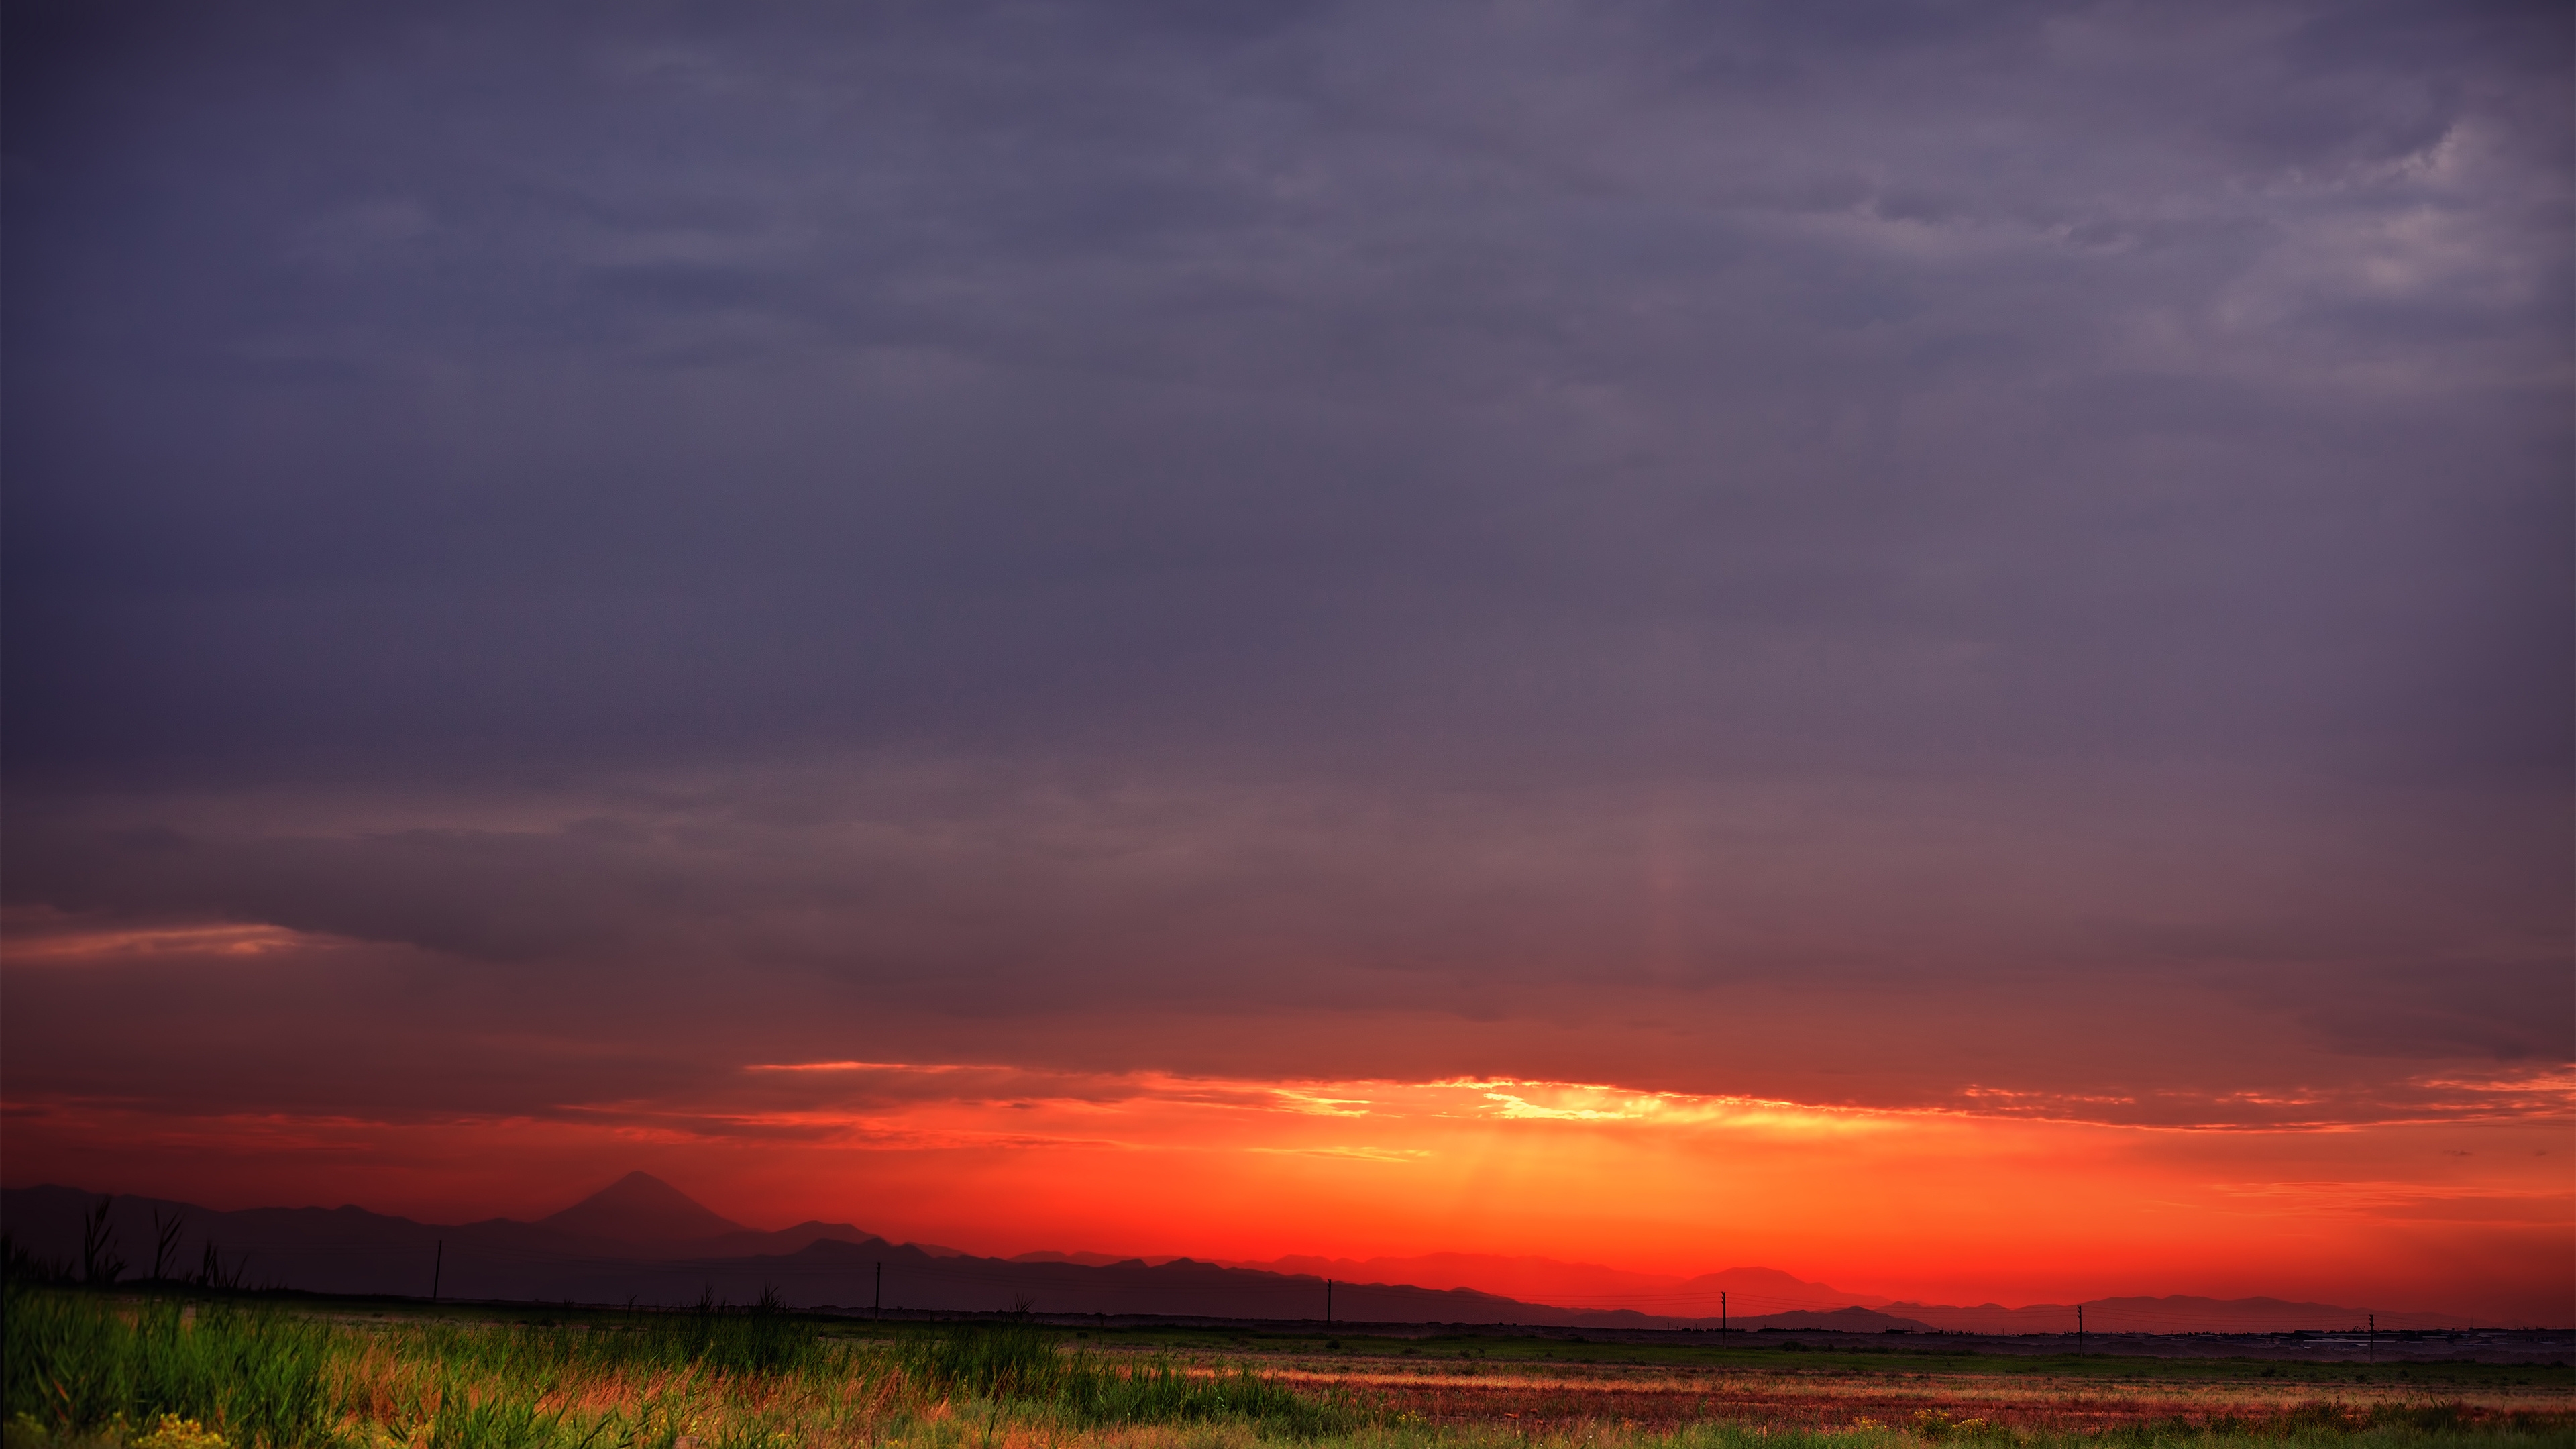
[6,1060,2566,1324]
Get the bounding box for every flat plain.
[1073,1330,2573,1436]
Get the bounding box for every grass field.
[7,1286,2571,1449]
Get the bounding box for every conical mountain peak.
[538,1171,750,1243]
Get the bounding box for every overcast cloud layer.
[3,0,2571,1144]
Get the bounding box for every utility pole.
[1721,1291,1727,1337]
[874,1261,883,1318]
[2368,1313,2375,1364]
[2076,1303,2084,1356]
[431,1241,443,1303]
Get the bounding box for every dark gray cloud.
[4,758,2565,1121]
[3,0,2568,1105]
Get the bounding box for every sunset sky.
[3,1,2569,1326]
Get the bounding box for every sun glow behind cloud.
[606,1062,2576,1316]
[9,1033,2561,1318]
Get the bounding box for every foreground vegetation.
[5,1286,2567,1449]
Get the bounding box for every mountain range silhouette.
[0,1174,2463,1332]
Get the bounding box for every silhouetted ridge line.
[0,1183,2499,1331]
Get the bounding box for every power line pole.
[1721,1291,1727,1337]
[2076,1303,2084,1356]
[2368,1313,2375,1364]
[431,1241,443,1303]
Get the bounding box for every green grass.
[5,1286,337,1448]
[398,1294,833,1382]
[2,1289,1354,1449]
[892,1320,1350,1431]
[4,1287,2564,1449]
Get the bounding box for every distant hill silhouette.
[0,1176,2479,1331]
[539,1172,749,1243]
[1228,1253,1877,1315]
[1879,1296,2414,1335]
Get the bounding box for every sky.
[2,0,2570,1325]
